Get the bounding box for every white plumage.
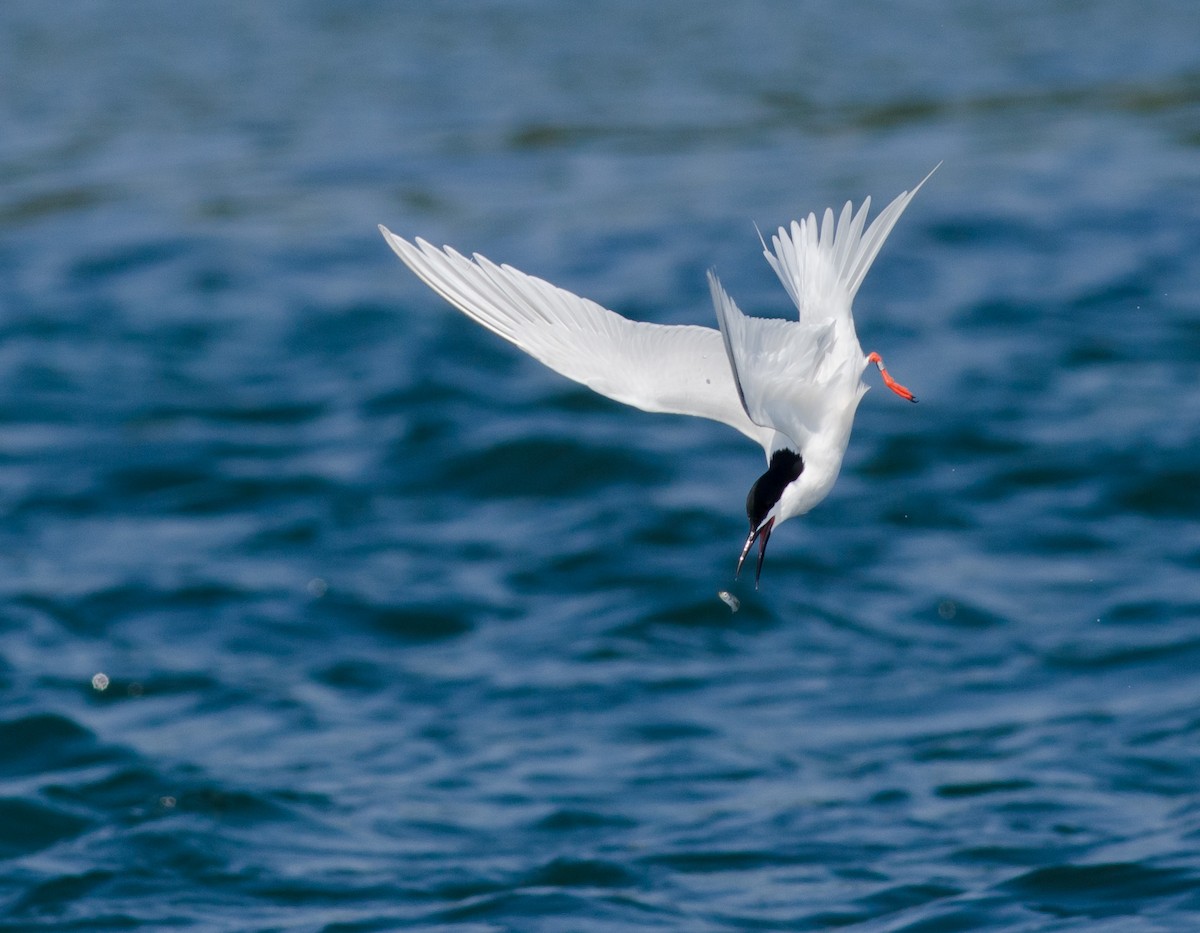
[380,167,934,583]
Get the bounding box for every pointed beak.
[735,517,775,588]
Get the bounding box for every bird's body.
[381,170,932,582]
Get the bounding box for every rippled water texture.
[2,2,1199,930]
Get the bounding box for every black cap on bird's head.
[736,449,804,586]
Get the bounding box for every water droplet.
[718,590,740,613]
[91,672,110,691]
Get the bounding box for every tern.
[380,170,932,585]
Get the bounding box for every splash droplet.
[717,591,740,613]
[307,577,328,598]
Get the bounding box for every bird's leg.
[867,352,917,403]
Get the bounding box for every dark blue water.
[2,2,1199,930]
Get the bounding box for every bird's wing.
[763,165,939,325]
[709,271,841,452]
[380,227,769,444]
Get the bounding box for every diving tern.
[380,170,932,585]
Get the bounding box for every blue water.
[2,2,1199,930]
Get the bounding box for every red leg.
[867,352,917,403]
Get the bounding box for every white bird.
[380,169,933,585]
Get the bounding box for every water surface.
[1,2,1199,930]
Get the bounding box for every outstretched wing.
[763,165,939,326]
[716,169,936,452]
[380,228,769,444]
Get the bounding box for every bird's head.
[736,449,804,586]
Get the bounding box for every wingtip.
[753,221,769,256]
[706,268,731,307]
[378,224,406,258]
[378,223,409,247]
[380,224,421,251]
[908,162,943,198]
